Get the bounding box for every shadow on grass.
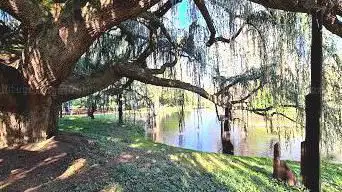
[1,115,341,192]
[0,132,99,192]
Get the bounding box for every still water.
[145,108,342,163]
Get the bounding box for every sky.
[169,0,206,30]
[176,0,190,29]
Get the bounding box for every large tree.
[0,0,341,147]
[0,0,162,146]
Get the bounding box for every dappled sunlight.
[169,154,179,161]
[129,142,144,148]
[166,151,303,191]
[65,125,84,131]
[206,154,231,170]
[100,183,123,192]
[58,158,88,180]
[27,114,338,191]
[42,153,67,164]
[117,153,135,163]
[20,137,58,151]
[178,153,198,167]
[105,136,120,142]
[192,153,216,172]
[0,129,102,191]
[0,153,67,190]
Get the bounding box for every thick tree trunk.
[224,107,231,131]
[118,94,123,124]
[222,133,234,155]
[301,9,323,191]
[222,104,234,155]
[117,94,123,124]
[0,95,59,147]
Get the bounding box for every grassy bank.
[56,114,341,192]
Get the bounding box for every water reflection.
[221,131,234,155]
[145,108,342,162]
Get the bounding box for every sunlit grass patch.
[56,114,342,192]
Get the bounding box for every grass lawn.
[54,114,341,192]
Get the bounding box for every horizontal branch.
[215,68,263,96]
[103,79,134,96]
[248,0,313,13]
[270,112,297,123]
[79,0,161,39]
[248,0,342,37]
[323,12,342,37]
[247,104,304,112]
[246,106,303,126]
[207,24,246,46]
[148,56,178,74]
[113,63,219,104]
[231,83,263,104]
[154,0,183,17]
[38,0,164,86]
[57,66,122,102]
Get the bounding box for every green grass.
[56,114,342,192]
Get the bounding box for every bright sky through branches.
[177,0,190,29]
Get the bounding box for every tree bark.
[0,63,60,147]
[302,8,323,191]
[0,95,59,147]
[118,94,123,124]
[0,0,164,147]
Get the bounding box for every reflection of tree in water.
[231,116,249,155]
[145,106,157,141]
[129,86,158,140]
[195,108,203,150]
[222,132,234,155]
[196,131,202,150]
[178,134,184,147]
[240,108,300,143]
[146,103,157,141]
[232,117,248,137]
[221,105,234,155]
[177,92,185,147]
[230,109,296,156]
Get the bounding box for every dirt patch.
[0,132,97,192]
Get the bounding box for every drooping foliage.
[1,0,341,151]
[67,0,342,149]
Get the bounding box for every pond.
[145,108,342,163]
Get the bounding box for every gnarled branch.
[231,83,263,104]
[154,0,183,17]
[247,104,304,112]
[113,63,218,104]
[248,0,342,37]
[194,0,247,46]
[103,79,134,96]
[323,12,342,37]
[0,0,46,28]
[57,65,122,102]
[194,0,217,46]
